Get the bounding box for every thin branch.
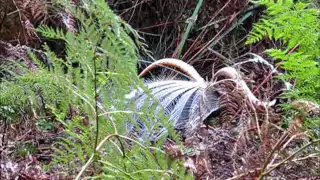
[93,42,99,152]
[226,168,262,180]
[75,134,116,180]
[75,133,165,179]
[176,0,204,58]
[257,132,289,180]
[259,139,320,179]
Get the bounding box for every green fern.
[247,0,320,138]
[247,0,320,103]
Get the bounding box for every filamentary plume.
[140,58,275,107]
[129,58,276,140]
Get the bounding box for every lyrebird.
[127,58,276,141]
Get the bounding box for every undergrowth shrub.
[247,0,320,131]
[1,0,191,179]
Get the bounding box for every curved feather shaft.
[214,67,276,107]
[139,58,206,85]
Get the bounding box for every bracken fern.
[247,0,319,102]
[247,0,319,135]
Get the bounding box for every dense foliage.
[247,0,320,134]
[247,0,320,103]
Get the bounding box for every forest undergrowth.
[0,0,319,179]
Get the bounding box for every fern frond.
[247,0,320,104]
